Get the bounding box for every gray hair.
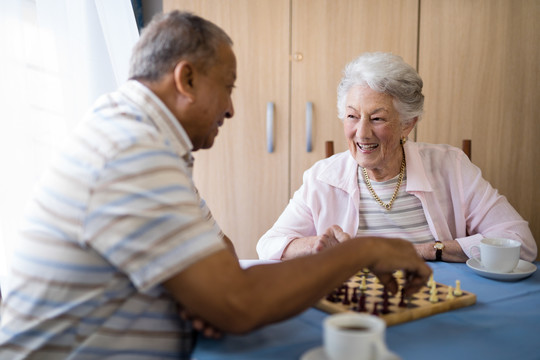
[337,52,424,124]
[129,10,233,81]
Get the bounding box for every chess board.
[315,270,476,326]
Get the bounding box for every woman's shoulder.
[300,151,357,190]
[308,151,353,173]
[409,141,478,181]
[411,141,468,161]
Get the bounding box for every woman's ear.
[173,61,196,103]
[402,116,418,138]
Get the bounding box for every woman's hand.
[281,225,352,259]
[314,225,351,251]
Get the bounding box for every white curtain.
[0,0,139,292]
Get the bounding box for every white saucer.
[466,258,537,281]
[300,346,400,360]
[300,347,326,360]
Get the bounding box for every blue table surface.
[192,261,540,360]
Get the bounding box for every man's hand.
[179,308,223,339]
[366,237,432,297]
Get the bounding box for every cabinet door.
[163,0,291,258]
[289,0,419,192]
[418,0,540,256]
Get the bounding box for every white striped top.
[356,166,435,244]
[0,81,226,359]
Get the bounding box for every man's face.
[188,44,236,151]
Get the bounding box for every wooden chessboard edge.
[313,291,477,326]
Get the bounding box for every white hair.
[337,52,424,125]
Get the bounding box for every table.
[192,261,540,360]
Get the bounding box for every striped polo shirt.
[357,167,435,244]
[0,81,226,359]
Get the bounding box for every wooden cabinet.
[417,0,540,259]
[163,0,418,258]
[289,0,418,191]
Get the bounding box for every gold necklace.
[362,146,406,211]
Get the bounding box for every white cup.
[324,313,393,360]
[469,238,521,273]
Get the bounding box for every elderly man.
[0,11,430,359]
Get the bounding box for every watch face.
[434,242,444,250]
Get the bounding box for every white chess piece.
[453,280,463,296]
[446,287,455,300]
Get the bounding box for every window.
[0,0,139,289]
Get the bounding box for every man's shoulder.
[78,95,165,155]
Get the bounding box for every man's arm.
[221,233,237,258]
[164,233,431,334]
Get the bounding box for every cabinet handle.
[306,102,313,152]
[266,102,274,153]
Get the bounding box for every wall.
[142,0,162,25]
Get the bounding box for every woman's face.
[343,85,415,181]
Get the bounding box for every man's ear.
[173,61,196,103]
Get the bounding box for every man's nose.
[225,98,234,118]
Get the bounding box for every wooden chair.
[325,141,334,158]
[462,139,472,160]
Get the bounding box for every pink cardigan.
[257,142,537,261]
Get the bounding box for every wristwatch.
[433,241,445,261]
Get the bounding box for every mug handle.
[469,245,481,263]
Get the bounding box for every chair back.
[325,141,334,158]
[462,139,472,160]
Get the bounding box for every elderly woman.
[257,52,537,263]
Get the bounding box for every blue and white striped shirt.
[0,80,225,359]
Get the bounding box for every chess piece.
[371,302,379,316]
[453,280,463,296]
[427,274,434,288]
[355,292,366,312]
[398,288,407,308]
[360,276,367,291]
[381,288,391,314]
[429,282,439,303]
[351,287,358,303]
[429,291,439,303]
[342,284,350,305]
[446,287,455,300]
[326,288,339,302]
